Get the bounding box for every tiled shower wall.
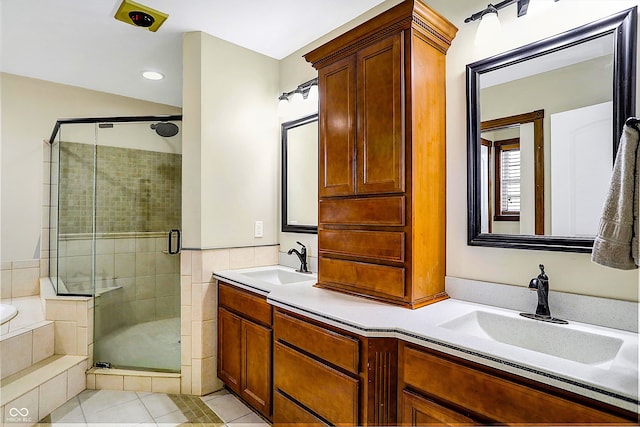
[58,141,181,234]
[51,141,182,340]
[57,234,180,337]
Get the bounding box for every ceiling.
[1,0,387,107]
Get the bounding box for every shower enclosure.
[49,116,182,372]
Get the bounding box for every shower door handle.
[168,229,181,255]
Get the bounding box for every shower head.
[150,122,179,137]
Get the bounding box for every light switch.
[254,220,264,238]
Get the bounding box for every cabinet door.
[356,33,404,194]
[319,55,356,198]
[241,319,272,418]
[274,391,329,427]
[218,307,242,394]
[401,389,477,426]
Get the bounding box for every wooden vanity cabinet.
[398,342,637,425]
[305,0,458,309]
[217,282,272,419]
[273,308,398,426]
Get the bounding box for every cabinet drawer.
[274,342,359,425]
[319,257,405,299]
[319,196,405,226]
[219,282,272,327]
[401,389,477,426]
[274,391,329,427]
[319,229,404,262]
[401,345,630,424]
[274,310,359,374]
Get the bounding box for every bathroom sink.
[439,310,624,365]
[239,268,315,285]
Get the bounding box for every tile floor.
[40,388,270,426]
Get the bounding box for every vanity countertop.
[213,265,639,413]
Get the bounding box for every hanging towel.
[592,119,639,270]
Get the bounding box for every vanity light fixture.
[466,0,561,24]
[474,5,501,46]
[466,0,560,45]
[278,77,319,106]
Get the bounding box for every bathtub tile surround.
[180,245,279,395]
[44,294,93,358]
[0,321,54,379]
[0,295,45,335]
[1,260,40,299]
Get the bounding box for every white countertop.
[213,265,639,413]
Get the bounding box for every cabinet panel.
[319,229,405,262]
[401,390,477,426]
[319,257,405,299]
[241,320,272,417]
[319,56,356,198]
[219,282,272,327]
[217,307,242,394]
[357,33,404,194]
[274,391,329,427]
[274,342,359,425]
[274,310,359,374]
[401,345,631,424]
[319,196,405,226]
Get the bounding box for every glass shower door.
[92,120,182,372]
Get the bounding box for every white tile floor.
[43,388,270,426]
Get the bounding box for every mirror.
[467,7,637,252]
[282,113,318,234]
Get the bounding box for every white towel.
[591,121,639,270]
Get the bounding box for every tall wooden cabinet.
[305,0,458,308]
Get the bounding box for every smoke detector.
[114,0,169,32]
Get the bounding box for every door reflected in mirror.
[282,114,318,234]
[467,7,637,252]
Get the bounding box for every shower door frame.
[48,114,183,297]
[48,114,183,373]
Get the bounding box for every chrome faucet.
[288,241,310,273]
[519,264,568,324]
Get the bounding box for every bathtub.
[0,303,18,325]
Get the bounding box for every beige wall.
[182,32,279,250]
[0,73,181,262]
[277,0,639,300]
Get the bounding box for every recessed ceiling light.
[142,71,164,80]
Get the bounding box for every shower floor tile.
[40,388,269,426]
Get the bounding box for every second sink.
[239,268,315,285]
[439,310,624,366]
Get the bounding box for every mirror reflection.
[467,8,637,252]
[480,35,613,237]
[282,113,318,234]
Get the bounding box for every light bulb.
[475,7,501,46]
[278,94,290,115]
[291,89,304,106]
[307,84,318,103]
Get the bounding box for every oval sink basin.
[239,268,315,285]
[439,310,624,366]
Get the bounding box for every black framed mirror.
[282,113,318,234]
[467,7,637,252]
